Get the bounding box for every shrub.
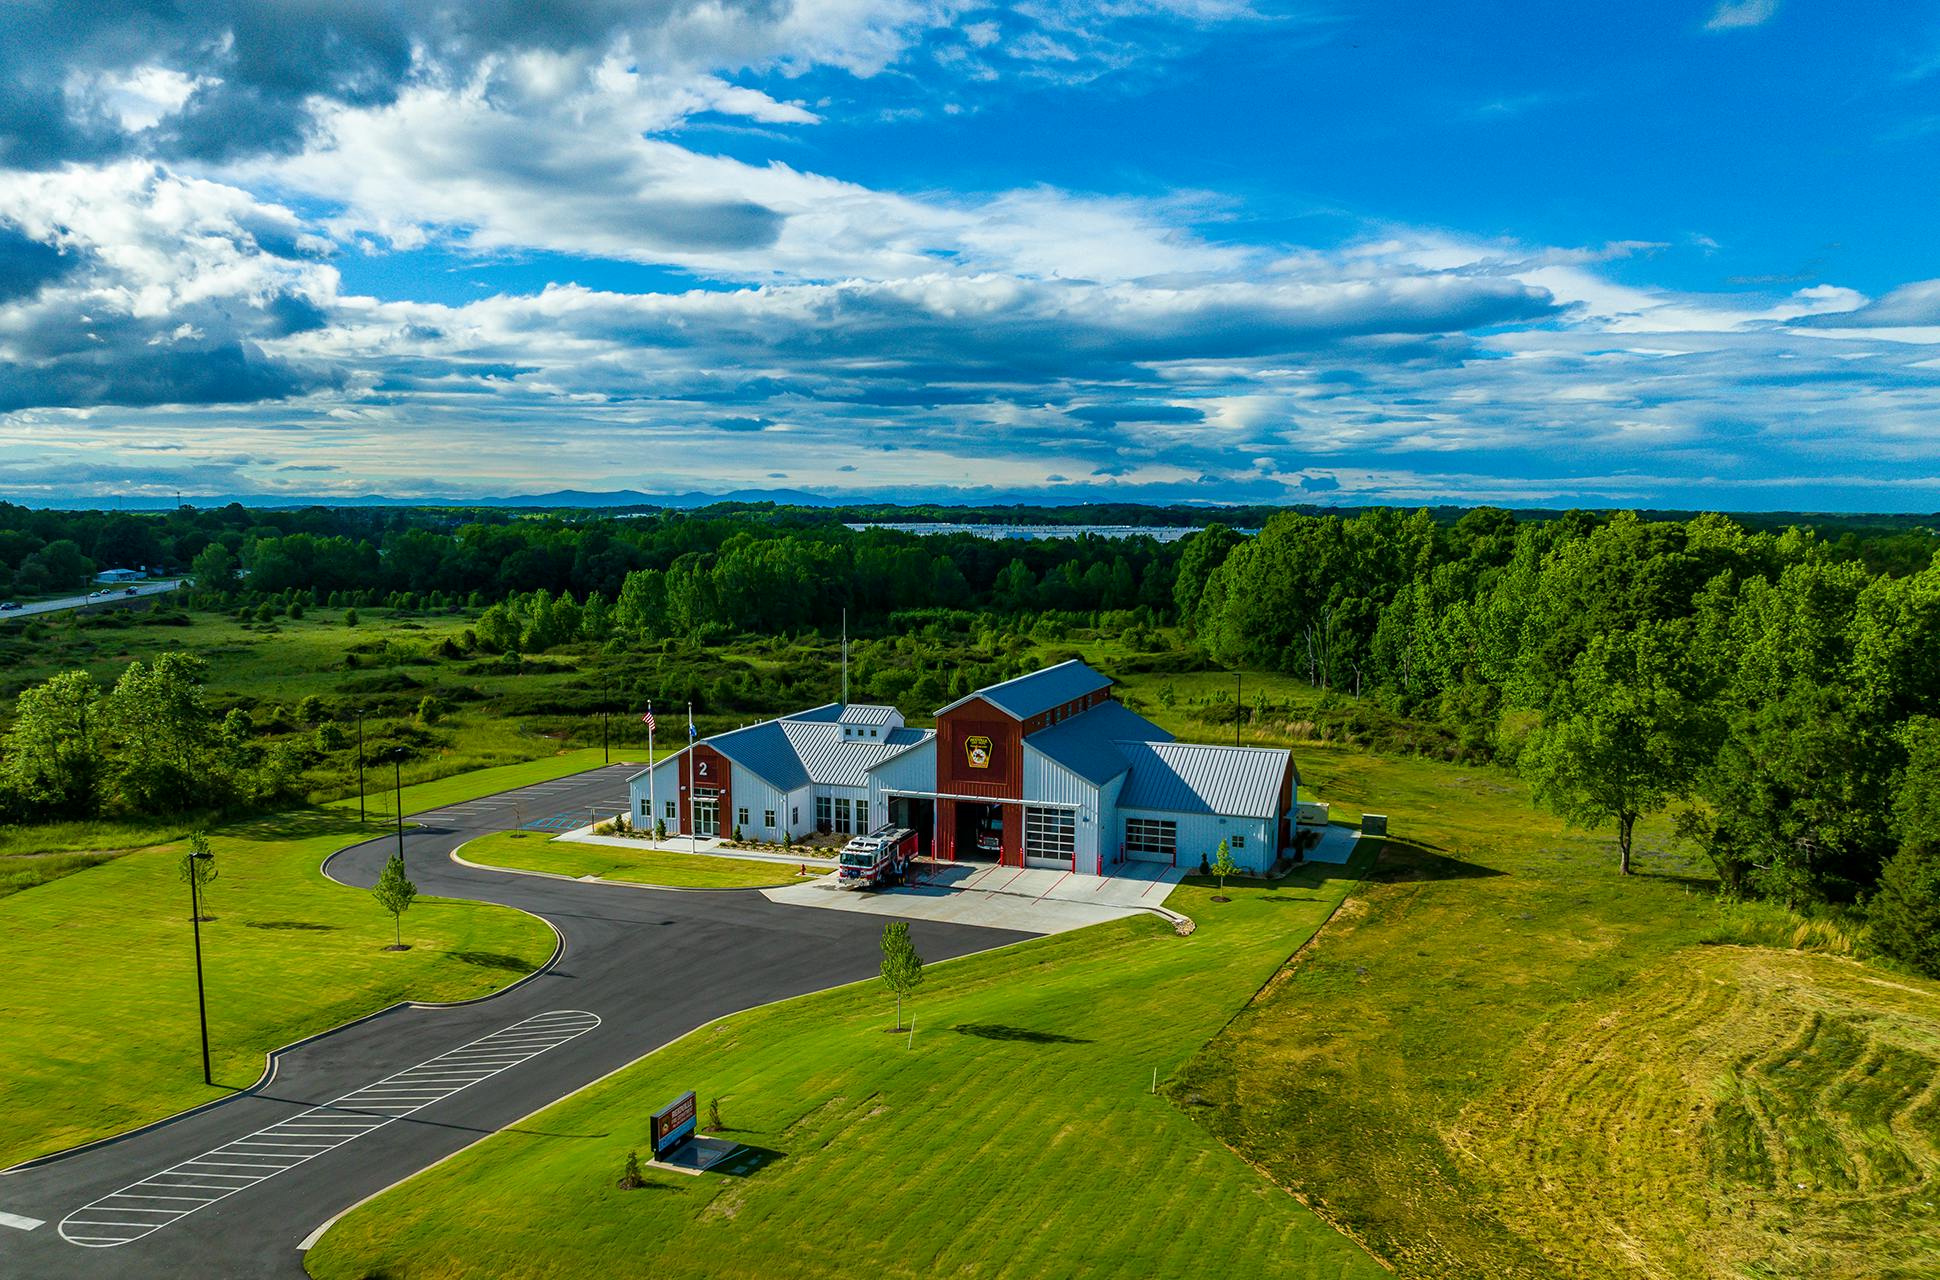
[618,1150,644,1189]
[344,608,359,627]
[1869,844,1940,976]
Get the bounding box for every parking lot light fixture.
[393,748,406,861]
[188,850,214,1085]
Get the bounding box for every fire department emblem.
[965,735,993,769]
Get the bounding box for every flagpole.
[647,701,655,847]
[688,701,697,855]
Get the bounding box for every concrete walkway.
[554,826,835,867]
[761,860,1187,934]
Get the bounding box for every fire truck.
[836,826,919,890]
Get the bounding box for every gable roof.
[936,658,1113,721]
[1115,741,1292,820]
[677,705,933,792]
[838,704,898,726]
[1025,698,1172,786]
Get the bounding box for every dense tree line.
[1177,508,1940,961]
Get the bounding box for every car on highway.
[0,601,17,610]
[123,585,139,595]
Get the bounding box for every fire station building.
[628,659,1298,876]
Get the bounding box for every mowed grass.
[0,761,604,1170]
[1173,741,1940,1280]
[308,867,1386,1280]
[460,830,809,890]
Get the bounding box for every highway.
[1,579,186,620]
[0,763,1029,1277]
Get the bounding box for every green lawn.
[308,865,1383,1280]
[460,830,814,890]
[1173,742,1940,1280]
[0,761,610,1170]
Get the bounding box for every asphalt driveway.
[0,764,1030,1279]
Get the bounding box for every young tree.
[1211,838,1237,892]
[879,920,924,1031]
[372,853,418,950]
[179,830,218,920]
[1,669,106,818]
[1521,624,1712,875]
[344,607,359,626]
[107,652,219,813]
[654,817,667,842]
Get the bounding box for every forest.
[3,500,1938,974]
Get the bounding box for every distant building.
[629,659,1297,875]
[94,568,143,584]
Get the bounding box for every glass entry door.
[693,795,720,836]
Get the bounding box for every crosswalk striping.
[56,1010,600,1249]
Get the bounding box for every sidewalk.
[554,825,836,868]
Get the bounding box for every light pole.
[188,849,214,1085]
[392,748,406,862]
[355,708,367,823]
[601,681,610,765]
[1235,669,1242,748]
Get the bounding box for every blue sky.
[2,0,1939,509]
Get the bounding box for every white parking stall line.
[0,1210,46,1231]
[57,1010,601,1250]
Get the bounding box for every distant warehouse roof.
[1115,741,1294,820]
[938,658,1112,721]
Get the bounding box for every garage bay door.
[1124,817,1177,863]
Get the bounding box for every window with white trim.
[765,809,776,828]
[1124,818,1177,860]
[816,795,832,829]
[834,796,852,834]
[1024,806,1075,858]
[664,800,676,820]
[737,807,750,828]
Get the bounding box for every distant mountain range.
[9,487,848,511]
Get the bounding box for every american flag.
[640,709,656,731]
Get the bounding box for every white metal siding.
[1020,744,1104,868]
[1119,809,1274,873]
[629,756,686,831]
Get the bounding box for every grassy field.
[459,830,812,890]
[0,755,608,1170]
[307,864,1384,1280]
[1173,742,1940,1280]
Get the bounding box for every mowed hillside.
[1178,746,1940,1280]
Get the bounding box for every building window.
[1125,818,1178,860]
[834,796,852,834]
[664,800,676,820]
[737,807,750,828]
[764,809,776,828]
[1024,806,1075,858]
[816,795,832,830]
[1232,834,1245,849]
[792,806,799,825]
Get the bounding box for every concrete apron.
[760,861,1186,935]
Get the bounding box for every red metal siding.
[678,744,732,834]
[936,697,1021,800]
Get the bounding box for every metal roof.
[783,722,932,788]
[936,658,1113,721]
[1025,699,1172,786]
[1115,741,1292,820]
[696,705,932,792]
[838,704,898,726]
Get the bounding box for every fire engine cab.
[836,826,919,890]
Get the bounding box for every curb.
[3,820,569,1176]
[449,842,824,894]
[297,928,1041,1257]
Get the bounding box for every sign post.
[651,1090,699,1162]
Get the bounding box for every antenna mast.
[841,608,849,705]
